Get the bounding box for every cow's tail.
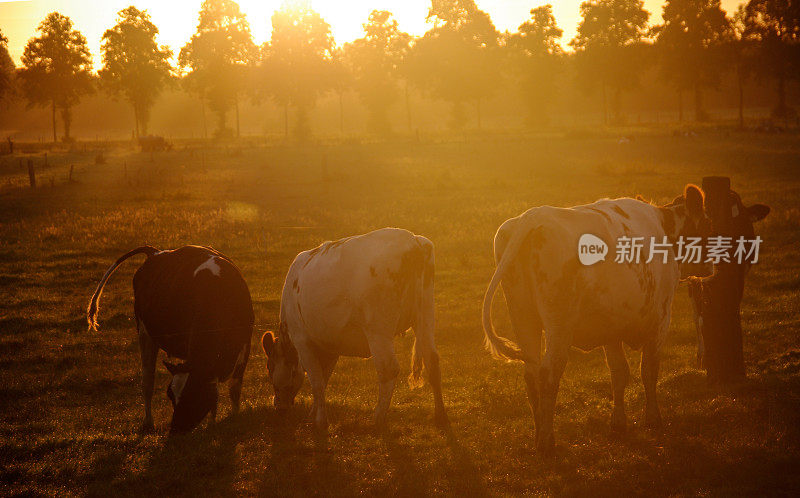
[482,217,537,362]
[409,236,434,389]
[87,246,158,331]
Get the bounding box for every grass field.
[1,129,799,496]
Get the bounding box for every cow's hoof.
[139,421,155,434]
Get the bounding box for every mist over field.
[1,0,799,496]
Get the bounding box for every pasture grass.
[1,129,799,495]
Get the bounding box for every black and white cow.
[87,245,253,433]
[262,228,448,431]
[482,185,710,453]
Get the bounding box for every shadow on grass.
[95,410,261,496]
[256,407,360,496]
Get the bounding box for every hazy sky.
[0,0,745,66]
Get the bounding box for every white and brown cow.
[262,228,448,432]
[87,245,253,434]
[483,185,710,453]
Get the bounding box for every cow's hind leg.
[537,330,571,454]
[603,341,630,433]
[229,341,250,416]
[137,322,157,434]
[641,340,663,430]
[412,315,447,426]
[368,335,400,429]
[498,251,543,441]
[307,351,338,426]
[295,342,329,432]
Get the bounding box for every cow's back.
[134,246,253,379]
[507,200,679,350]
[281,228,425,356]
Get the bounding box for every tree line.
[0,0,798,142]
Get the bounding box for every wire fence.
[20,320,283,359]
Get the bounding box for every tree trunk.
[284,103,289,139]
[776,74,787,118]
[613,87,621,124]
[738,70,744,129]
[405,83,412,132]
[339,92,344,135]
[61,106,72,140]
[235,97,240,138]
[295,104,310,141]
[201,96,208,139]
[694,83,704,122]
[216,109,227,137]
[51,100,57,142]
[133,104,140,139]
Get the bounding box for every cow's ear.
[684,184,704,218]
[747,204,770,223]
[163,360,189,375]
[261,331,275,356]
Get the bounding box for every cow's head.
[723,191,770,257]
[164,360,217,433]
[261,330,304,412]
[660,184,713,277]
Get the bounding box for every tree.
[100,6,173,138]
[729,5,753,128]
[654,0,731,122]
[0,29,15,102]
[329,47,353,135]
[570,0,650,125]
[507,5,563,126]
[408,0,501,129]
[179,0,256,137]
[345,10,411,135]
[262,2,335,140]
[18,12,93,142]
[744,0,800,119]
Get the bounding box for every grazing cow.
[87,245,253,433]
[482,185,710,453]
[261,228,448,431]
[687,182,770,382]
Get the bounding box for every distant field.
[1,130,799,495]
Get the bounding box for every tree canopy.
[743,0,800,118]
[100,6,173,137]
[345,10,411,135]
[18,12,93,141]
[507,5,563,126]
[0,29,15,102]
[262,1,335,139]
[655,0,732,121]
[179,0,256,137]
[409,0,500,129]
[571,0,651,124]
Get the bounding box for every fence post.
[28,159,36,188]
[697,176,747,384]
